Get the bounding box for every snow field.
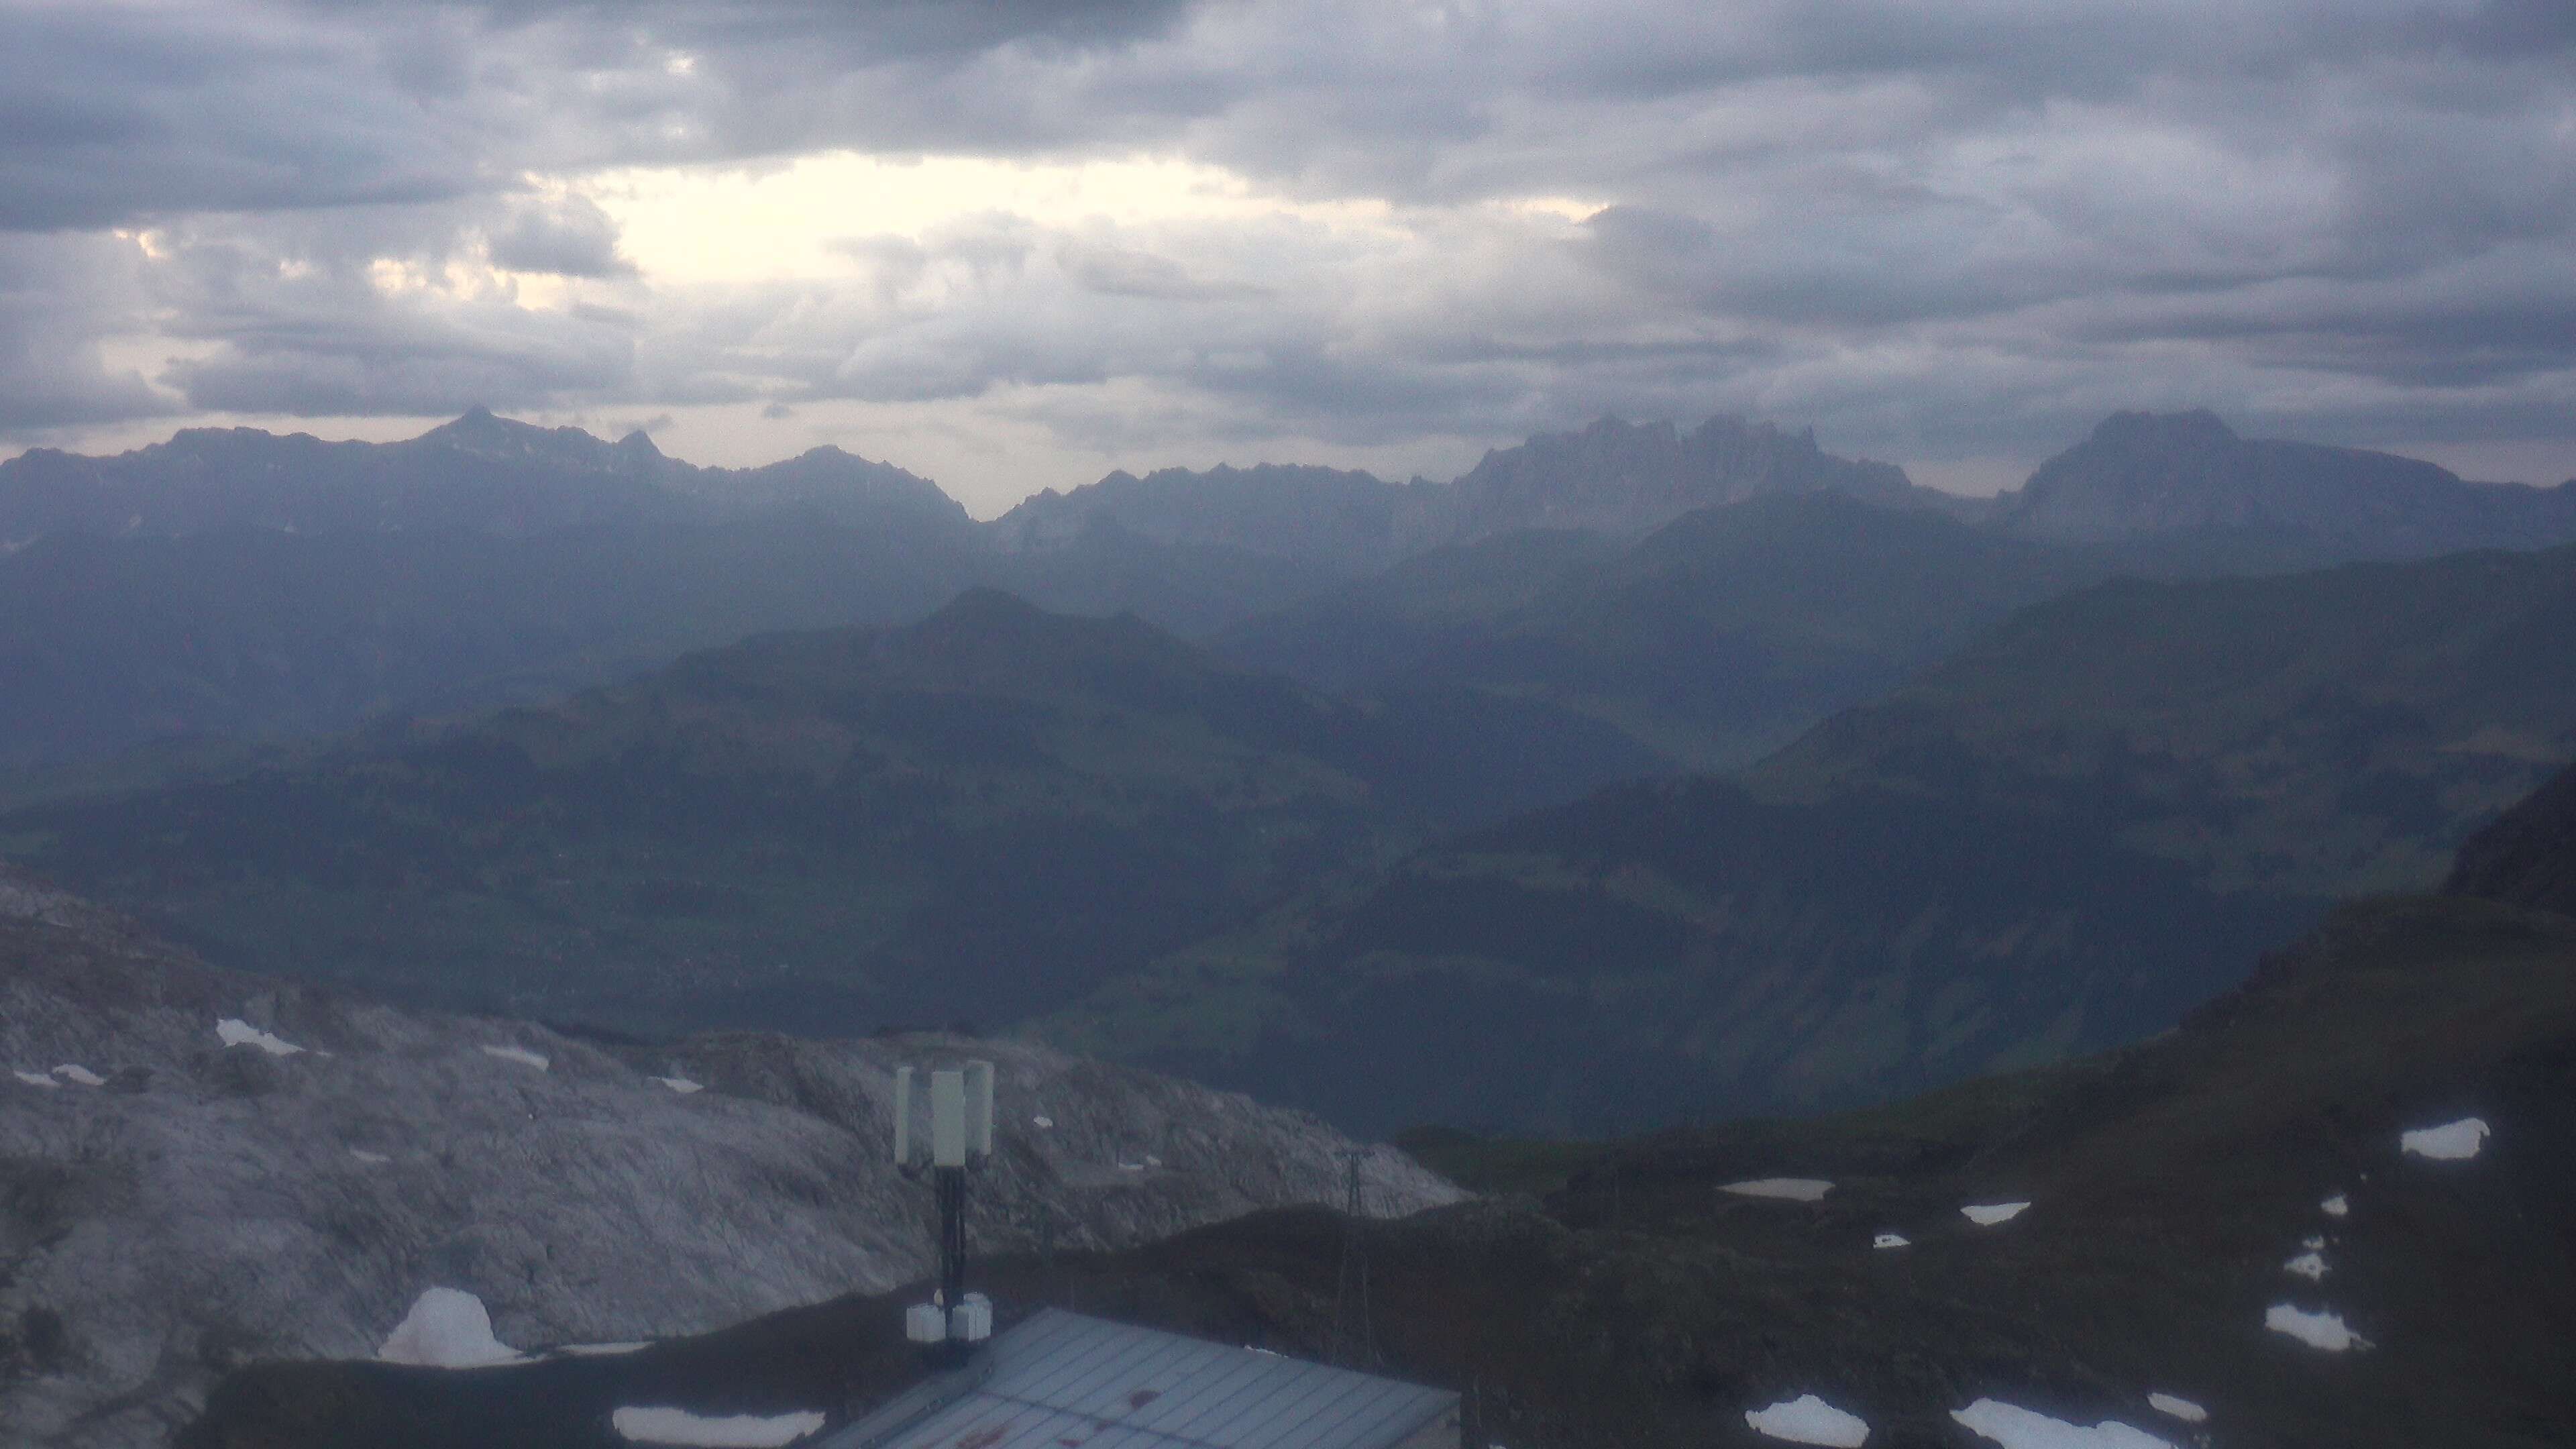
[611,1406,826,1446]
[376,1287,525,1368]
[1950,1397,2176,1448]
[2145,1393,2205,1424]
[216,1018,303,1055]
[2400,1116,2488,1161]
[1723,1178,1834,1201]
[1744,1394,1870,1446]
[2264,1303,2369,1351]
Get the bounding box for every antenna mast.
[894,1059,996,1360]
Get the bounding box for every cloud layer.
[3,0,2571,500]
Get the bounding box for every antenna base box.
[905,1301,948,1344]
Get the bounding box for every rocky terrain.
[0,865,1457,1449]
[185,763,2576,1449]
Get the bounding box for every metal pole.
[936,1165,967,1312]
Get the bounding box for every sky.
[3,0,2571,517]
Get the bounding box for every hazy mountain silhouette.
[1989,409,2576,553]
[0,591,1661,1040]
[0,406,971,539]
[1058,541,2576,1134]
[1220,492,2106,769]
[994,414,1964,575]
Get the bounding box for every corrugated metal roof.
[822,1309,1456,1449]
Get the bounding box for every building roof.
[820,1309,1457,1449]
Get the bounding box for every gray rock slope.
[0,867,1458,1448]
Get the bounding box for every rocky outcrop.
[0,867,1457,1448]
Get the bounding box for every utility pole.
[1330,1147,1375,1368]
[893,1061,995,1365]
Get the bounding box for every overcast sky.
[3,0,2571,513]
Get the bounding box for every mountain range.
[7,406,2574,782]
[1052,541,2576,1133]
[0,590,1661,1040]
[7,404,2576,1140]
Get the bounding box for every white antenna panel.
[965,1060,994,1157]
[931,1069,967,1167]
[892,1066,913,1165]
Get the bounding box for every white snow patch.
[561,1340,652,1356]
[1723,1178,1834,1202]
[611,1406,824,1446]
[1745,1393,1870,1446]
[2284,1250,2327,1281]
[481,1044,550,1071]
[1032,1114,1054,1128]
[52,1064,105,1086]
[2265,1303,2369,1352]
[377,1287,525,1368]
[2301,1235,2325,1250]
[216,1018,303,1055]
[1873,1233,1911,1250]
[2145,1393,2206,1424]
[1951,1397,2176,1448]
[350,1149,391,1165]
[2320,1193,2349,1218]
[1962,1201,2031,1226]
[654,1076,703,1094]
[14,1070,61,1089]
[2400,1116,2489,1161]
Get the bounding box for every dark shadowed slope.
[1343,492,2104,769]
[0,592,1662,1042]
[186,782,2576,1449]
[1754,542,2576,898]
[1059,776,2318,1137]
[1060,543,2576,1134]
[0,519,982,771]
[2447,756,2576,919]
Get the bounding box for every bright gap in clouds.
[582,151,1426,283]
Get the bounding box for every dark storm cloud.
[0,233,178,429]
[129,205,638,419]
[0,6,496,232]
[2,0,2572,480]
[1059,242,1269,301]
[486,195,635,278]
